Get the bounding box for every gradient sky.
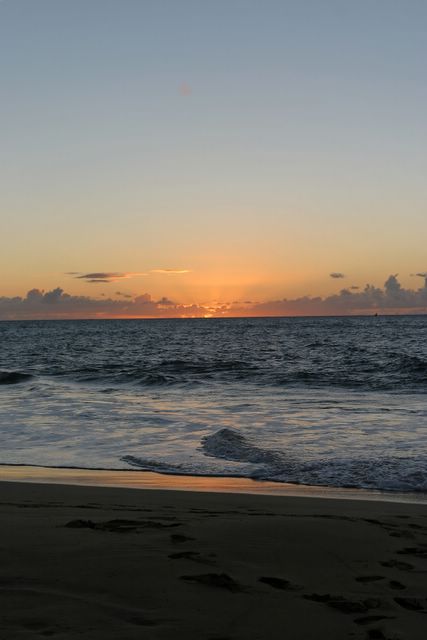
[1,0,426,317]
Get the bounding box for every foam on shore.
[2,464,426,504]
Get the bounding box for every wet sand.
[0,480,426,639]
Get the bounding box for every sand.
[0,480,426,639]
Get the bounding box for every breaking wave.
[201,428,284,466]
[0,371,33,385]
[44,351,427,390]
[121,455,186,474]
[200,428,427,493]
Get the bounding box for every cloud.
[238,274,427,317]
[1,275,427,320]
[68,270,190,283]
[75,272,123,280]
[72,272,147,283]
[115,291,133,299]
[157,296,175,306]
[42,288,64,304]
[330,272,345,279]
[25,288,44,302]
[150,269,191,275]
[0,289,207,320]
[350,286,360,290]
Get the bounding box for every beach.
[1,479,426,639]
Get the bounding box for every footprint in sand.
[169,551,216,565]
[20,618,67,635]
[258,576,301,591]
[394,596,426,611]
[367,629,402,640]
[180,573,245,593]
[354,614,395,626]
[355,576,385,583]
[380,559,414,571]
[396,546,427,559]
[64,519,182,532]
[388,580,405,590]
[304,593,366,613]
[170,533,195,543]
[303,593,384,614]
[169,551,200,559]
[367,630,387,640]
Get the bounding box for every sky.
[1,0,426,318]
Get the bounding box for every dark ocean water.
[1,316,426,492]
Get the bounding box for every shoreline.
[1,464,426,505]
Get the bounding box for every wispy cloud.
[330,272,345,279]
[68,270,189,282]
[70,272,147,283]
[76,272,124,280]
[150,269,191,275]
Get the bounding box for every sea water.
[1,316,426,493]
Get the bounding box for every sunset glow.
[0,1,426,318]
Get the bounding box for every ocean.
[1,316,426,494]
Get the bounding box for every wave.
[266,457,427,493]
[49,359,260,388]
[201,428,284,466]
[0,371,33,385]
[77,371,174,386]
[158,359,258,374]
[121,455,186,473]
[199,428,427,493]
[28,351,427,391]
[397,354,427,378]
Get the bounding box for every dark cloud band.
[1,275,427,319]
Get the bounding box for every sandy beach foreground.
[0,481,426,640]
